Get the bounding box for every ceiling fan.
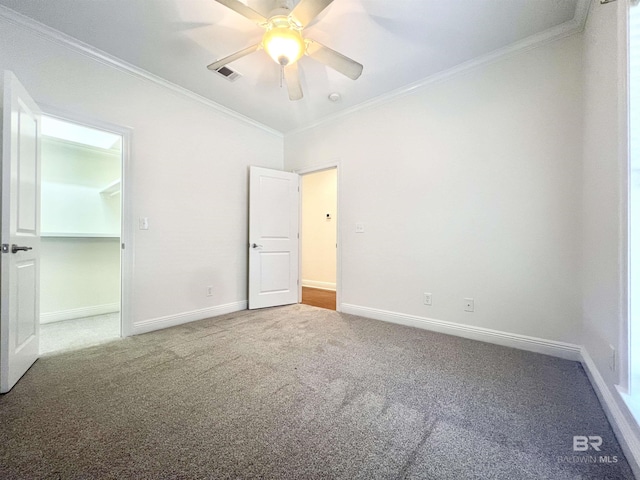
[207,0,364,101]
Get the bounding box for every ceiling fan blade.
[291,0,334,27]
[207,44,261,71]
[214,0,267,24]
[284,63,303,101]
[306,40,363,80]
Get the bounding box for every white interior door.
[1,71,41,393]
[249,166,299,309]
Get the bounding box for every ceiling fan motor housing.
[262,16,306,66]
[209,0,363,101]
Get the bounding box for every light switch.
[139,217,149,230]
[355,223,365,233]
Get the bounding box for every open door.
[248,166,299,309]
[1,71,41,393]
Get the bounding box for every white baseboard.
[40,303,120,324]
[340,303,582,361]
[580,347,640,478]
[132,301,247,335]
[301,280,336,291]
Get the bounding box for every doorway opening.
[39,115,123,354]
[300,167,337,311]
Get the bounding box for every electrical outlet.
[355,223,365,233]
[206,286,213,297]
[423,293,432,306]
[609,345,616,372]
[464,298,474,312]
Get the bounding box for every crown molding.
[0,5,283,138]
[575,0,594,31]
[0,1,591,139]
[286,0,591,136]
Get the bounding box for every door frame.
[39,105,134,338]
[295,163,341,312]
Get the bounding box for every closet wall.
[40,136,121,323]
[301,169,337,291]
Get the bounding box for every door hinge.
[1,244,8,253]
[121,243,125,249]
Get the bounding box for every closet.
[39,115,122,353]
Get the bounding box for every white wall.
[0,15,283,329]
[40,238,120,320]
[285,35,584,344]
[581,0,640,474]
[301,169,337,290]
[41,137,121,235]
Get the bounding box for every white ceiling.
[0,0,585,133]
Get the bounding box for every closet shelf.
[41,232,120,238]
[99,179,121,196]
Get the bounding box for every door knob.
[11,244,33,254]
[251,243,263,249]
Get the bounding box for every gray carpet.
[40,312,121,355]
[0,304,634,479]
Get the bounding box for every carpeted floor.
[40,313,121,355]
[0,304,634,479]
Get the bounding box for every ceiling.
[0,0,586,133]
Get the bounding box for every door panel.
[259,176,292,238]
[16,260,36,348]
[17,101,37,233]
[259,252,291,293]
[249,166,299,309]
[1,71,41,393]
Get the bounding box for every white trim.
[132,301,247,335]
[301,280,336,291]
[340,304,582,361]
[286,0,592,136]
[0,5,281,138]
[40,303,119,324]
[119,124,134,338]
[581,347,640,478]
[294,163,340,175]
[617,0,632,394]
[41,232,119,238]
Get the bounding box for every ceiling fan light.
[263,26,305,66]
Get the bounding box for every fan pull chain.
[280,66,284,89]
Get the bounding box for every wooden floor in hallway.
[301,287,336,311]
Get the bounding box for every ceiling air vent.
[214,65,241,82]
